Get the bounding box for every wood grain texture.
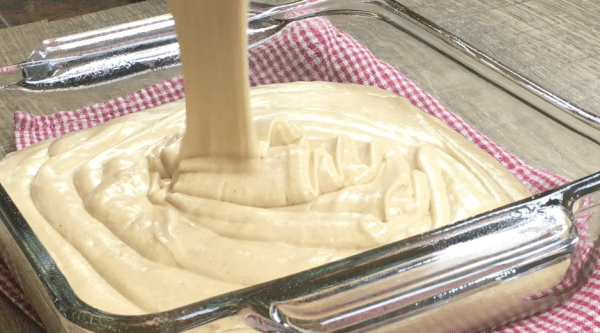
[0,0,139,27]
[401,0,600,116]
[0,0,599,332]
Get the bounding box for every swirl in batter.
[0,82,530,314]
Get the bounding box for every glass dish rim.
[0,0,599,332]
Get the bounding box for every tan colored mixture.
[169,0,258,159]
[0,82,530,314]
[0,0,533,319]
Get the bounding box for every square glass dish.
[0,0,599,332]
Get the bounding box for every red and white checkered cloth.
[3,17,598,332]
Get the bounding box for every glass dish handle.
[254,172,600,333]
[0,5,282,90]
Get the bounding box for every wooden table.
[0,0,599,332]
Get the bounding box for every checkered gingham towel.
[3,17,598,332]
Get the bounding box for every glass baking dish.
[0,0,599,332]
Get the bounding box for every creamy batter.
[169,0,258,159]
[0,82,530,314]
[0,0,534,321]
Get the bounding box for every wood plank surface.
[401,0,600,116]
[0,0,599,332]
